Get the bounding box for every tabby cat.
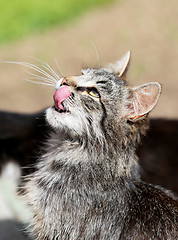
[24,52,178,240]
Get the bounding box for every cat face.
[46,52,161,142]
[46,68,128,139]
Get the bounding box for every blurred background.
[0,0,178,117]
[0,0,178,239]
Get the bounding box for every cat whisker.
[43,62,61,81]
[23,62,58,83]
[21,164,36,170]
[25,79,54,87]
[67,97,75,105]
[55,58,64,77]
[32,57,61,81]
[24,70,56,85]
[8,61,57,84]
[30,76,55,85]
[90,40,99,63]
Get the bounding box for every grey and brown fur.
[23,52,178,240]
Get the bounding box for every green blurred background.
[0,0,178,118]
[0,0,113,45]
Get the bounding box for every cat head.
[46,52,161,146]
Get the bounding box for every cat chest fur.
[25,162,130,239]
[24,137,178,240]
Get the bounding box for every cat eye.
[88,88,100,98]
[76,86,100,98]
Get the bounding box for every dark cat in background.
[18,52,177,239]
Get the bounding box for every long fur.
[20,66,178,239]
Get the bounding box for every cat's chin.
[46,107,84,134]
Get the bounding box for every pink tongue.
[53,86,71,110]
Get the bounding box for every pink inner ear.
[129,83,161,120]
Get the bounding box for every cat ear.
[126,82,161,121]
[105,51,131,77]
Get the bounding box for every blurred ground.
[0,0,178,118]
[0,0,178,238]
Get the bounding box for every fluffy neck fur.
[35,115,149,191]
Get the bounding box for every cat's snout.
[61,78,69,86]
[56,77,70,90]
[60,76,78,89]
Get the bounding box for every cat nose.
[55,77,70,90]
[61,78,69,86]
[56,76,77,90]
